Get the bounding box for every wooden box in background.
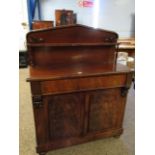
[118,38,135,58]
[32,20,54,30]
[55,9,76,26]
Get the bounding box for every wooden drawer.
[41,74,126,94]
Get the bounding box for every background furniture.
[117,38,135,88]
[55,9,76,26]
[19,50,28,68]
[26,25,133,155]
[118,38,135,58]
[32,20,54,30]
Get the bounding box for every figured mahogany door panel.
[46,93,84,140]
[88,88,125,132]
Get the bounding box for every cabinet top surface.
[27,63,132,81]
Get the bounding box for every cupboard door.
[88,88,125,132]
[47,93,84,140]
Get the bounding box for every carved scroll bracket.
[121,87,129,97]
[121,72,133,97]
[27,47,35,66]
[32,95,43,108]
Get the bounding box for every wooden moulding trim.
[36,128,123,153]
[27,42,118,47]
[26,24,118,38]
[27,71,134,82]
[39,86,125,96]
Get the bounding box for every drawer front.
[41,74,126,94]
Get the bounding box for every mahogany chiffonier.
[26,24,133,155]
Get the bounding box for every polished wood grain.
[41,74,126,95]
[26,25,133,155]
[88,88,126,131]
[37,128,123,153]
[30,46,116,68]
[27,63,130,81]
[27,24,118,44]
[27,25,118,69]
[47,93,84,140]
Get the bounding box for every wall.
[37,0,135,38]
[19,0,29,50]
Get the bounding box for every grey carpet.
[19,68,135,155]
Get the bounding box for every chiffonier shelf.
[26,24,133,155]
